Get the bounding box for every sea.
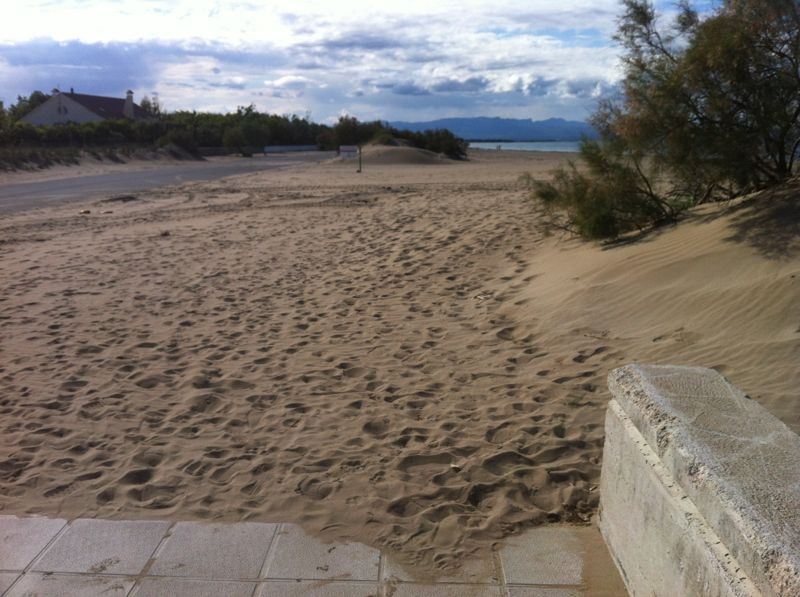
[468,141,581,152]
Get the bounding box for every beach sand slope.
[0,150,797,574]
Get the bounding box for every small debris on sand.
[102,194,139,203]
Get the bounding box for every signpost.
[339,145,362,172]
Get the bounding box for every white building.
[20,90,145,126]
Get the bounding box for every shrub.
[532,0,800,239]
[531,140,685,239]
[222,126,251,156]
[157,129,198,155]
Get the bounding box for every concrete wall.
[599,364,799,597]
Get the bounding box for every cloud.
[0,39,162,99]
[431,77,490,93]
[206,78,247,90]
[318,32,411,52]
[0,1,630,121]
[394,85,430,97]
[268,75,314,89]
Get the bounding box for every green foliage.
[157,129,198,155]
[529,163,620,239]
[531,140,682,239]
[534,0,800,239]
[139,94,163,118]
[404,128,468,160]
[0,102,327,153]
[327,116,468,160]
[330,116,383,147]
[6,90,50,121]
[222,126,249,156]
[0,94,467,161]
[8,122,42,145]
[611,0,800,193]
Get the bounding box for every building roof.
[64,92,147,120]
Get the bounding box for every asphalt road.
[0,152,335,215]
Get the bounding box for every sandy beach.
[1,147,798,574]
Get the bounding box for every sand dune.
[509,187,800,431]
[0,149,797,576]
[355,145,452,165]
[0,144,201,185]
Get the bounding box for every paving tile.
[0,572,20,593]
[383,553,500,584]
[256,580,380,596]
[508,588,583,596]
[5,572,134,596]
[32,519,169,575]
[0,515,67,570]
[388,583,503,596]
[131,577,257,597]
[573,526,628,597]
[263,524,380,581]
[148,521,277,579]
[499,526,583,585]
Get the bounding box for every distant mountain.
[388,117,597,142]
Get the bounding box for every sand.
[1,147,798,575]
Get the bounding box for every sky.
[0,1,701,123]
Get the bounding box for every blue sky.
[0,1,704,123]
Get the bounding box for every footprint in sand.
[495,327,515,341]
[119,469,153,485]
[483,451,534,476]
[397,453,452,474]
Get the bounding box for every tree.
[139,94,163,119]
[222,126,250,156]
[7,91,50,121]
[534,0,800,239]
[332,115,364,146]
[612,0,800,194]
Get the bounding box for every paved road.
[0,152,335,214]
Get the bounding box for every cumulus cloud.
[0,0,634,121]
[267,75,314,89]
[431,77,490,93]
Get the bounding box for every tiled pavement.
[0,515,627,596]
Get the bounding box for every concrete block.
[262,524,380,581]
[5,572,134,596]
[148,521,277,579]
[388,584,503,596]
[0,572,20,593]
[383,552,500,584]
[601,364,800,596]
[0,515,66,570]
[32,519,169,575]
[507,589,582,597]
[599,400,743,595]
[131,577,257,597]
[498,526,583,585]
[256,580,380,596]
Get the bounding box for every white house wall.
[21,94,104,126]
